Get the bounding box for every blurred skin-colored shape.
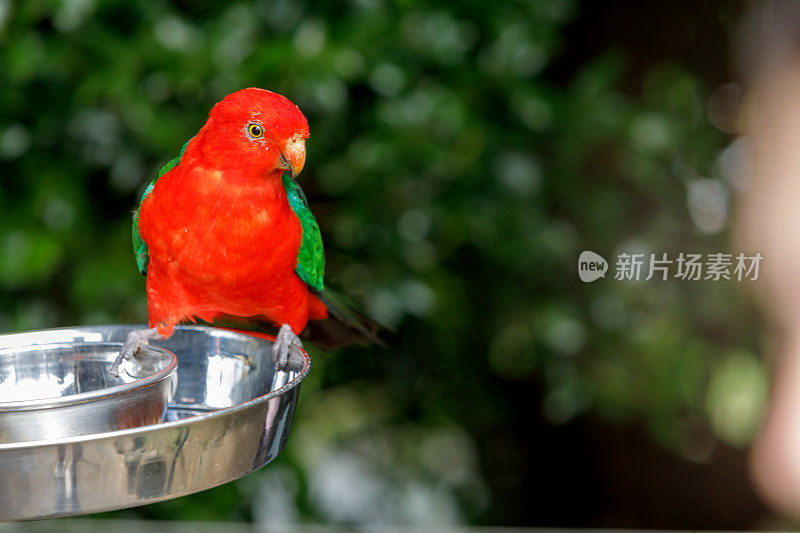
[738,34,800,515]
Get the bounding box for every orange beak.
[277,136,306,178]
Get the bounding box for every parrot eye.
[247,123,264,139]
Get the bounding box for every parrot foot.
[272,324,303,369]
[110,327,164,377]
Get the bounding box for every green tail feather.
[188,288,387,349]
[318,288,387,347]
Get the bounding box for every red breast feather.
[137,88,322,336]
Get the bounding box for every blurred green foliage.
[0,0,761,527]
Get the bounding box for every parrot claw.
[272,324,303,370]
[110,327,164,377]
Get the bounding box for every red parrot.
[112,88,380,374]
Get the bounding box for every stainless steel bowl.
[0,342,177,443]
[0,325,310,520]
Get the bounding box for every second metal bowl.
[0,342,177,443]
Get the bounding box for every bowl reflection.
[0,342,177,442]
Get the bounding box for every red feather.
[136,88,327,337]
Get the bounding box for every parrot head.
[202,87,309,179]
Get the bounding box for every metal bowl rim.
[0,343,178,411]
[0,325,310,451]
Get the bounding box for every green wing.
[132,139,192,275]
[282,171,325,291]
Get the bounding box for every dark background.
[0,0,778,527]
